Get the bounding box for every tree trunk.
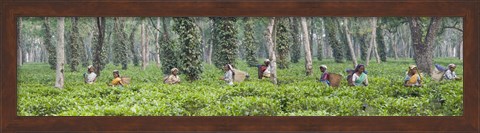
[141,18,147,70]
[155,17,161,68]
[266,17,277,84]
[93,17,107,76]
[459,40,463,59]
[366,17,377,66]
[343,18,358,68]
[408,17,442,75]
[18,46,22,66]
[301,17,313,76]
[390,32,399,60]
[55,17,65,89]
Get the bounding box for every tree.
[55,17,65,89]
[154,17,161,68]
[325,17,344,63]
[408,17,442,75]
[275,17,291,69]
[43,17,57,70]
[377,22,387,62]
[289,17,301,63]
[243,17,258,67]
[69,17,81,72]
[173,17,203,81]
[301,17,313,76]
[212,17,238,68]
[366,17,379,66]
[129,18,140,66]
[113,17,129,70]
[93,17,107,76]
[265,17,277,84]
[160,17,180,75]
[343,18,358,67]
[18,17,23,66]
[141,17,148,70]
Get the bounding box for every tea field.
[17,58,463,116]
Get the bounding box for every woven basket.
[121,77,131,85]
[233,69,248,82]
[329,73,342,87]
[431,68,445,82]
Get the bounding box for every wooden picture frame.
[1,0,479,132]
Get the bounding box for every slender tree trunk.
[459,40,463,59]
[155,17,161,68]
[366,17,377,66]
[343,18,358,68]
[390,33,399,60]
[266,17,277,84]
[141,18,147,70]
[18,46,22,66]
[301,17,313,76]
[55,17,65,89]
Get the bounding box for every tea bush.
[17,58,463,116]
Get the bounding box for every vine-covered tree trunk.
[244,17,258,67]
[266,17,277,84]
[43,17,57,70]
[141,18,147,70]
[160,18,180,75]
[212,17,238,68]
[113,17,129,70]
[93,17,107,76]
[301,17,313,76]
[275,17,291,69]
[69,17,81,72]
[377,26,387,62]
[129,18,140,66]
[408,17,442,75]
[173,17,203,81]
[289,17,301,63]
[343,18,358,68]
[55,17,65,89]
[325,17,344,63]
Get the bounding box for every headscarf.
[448,64,456,68]
[171,68,179,73]
[264,59,270,62]
[320,65,327,69]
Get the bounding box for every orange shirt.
[111,77,123,86]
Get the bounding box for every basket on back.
[121,77,131,85]
[328,73,342,87]
[431,68,445,82]
[233,69,248,82]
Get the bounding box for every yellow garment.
[407,74,420,85]
[111,77,123,86]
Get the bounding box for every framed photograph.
[1,0,479,132]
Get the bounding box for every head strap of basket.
[227,64,233,70]
[409,65,417,70]
[264,59,270,63]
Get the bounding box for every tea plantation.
[17,58,463,116]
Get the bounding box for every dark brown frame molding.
[1,0,479,132]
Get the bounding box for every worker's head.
[224,64,233,71]
[355,64,365,73]
[319,65,327,72]
[264,59,270,65]
[87,65,95,73]
[408,65,418,74]
[448,64,456,71]
[171,68,179,75]
[113,70,120,78]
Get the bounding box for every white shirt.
[224,70,234,85]
[444,70,457,80]
[86,72,97,84]
[263,65,271,75]
[351,73,368,86]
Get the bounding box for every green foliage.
[69,17,81,71]
[112,18,129,70]
[377,28,387,62]
[325,18,344,63]
[43,18,57,70]
[173,17,203,81]
[243,18,258,67]
[275,18,291,69]
[160,34,180,75]
[290,18,302,63]
[359,35,368,61]
[92,17,108,76]
[18,58,463,116]
[212,17,238,68]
